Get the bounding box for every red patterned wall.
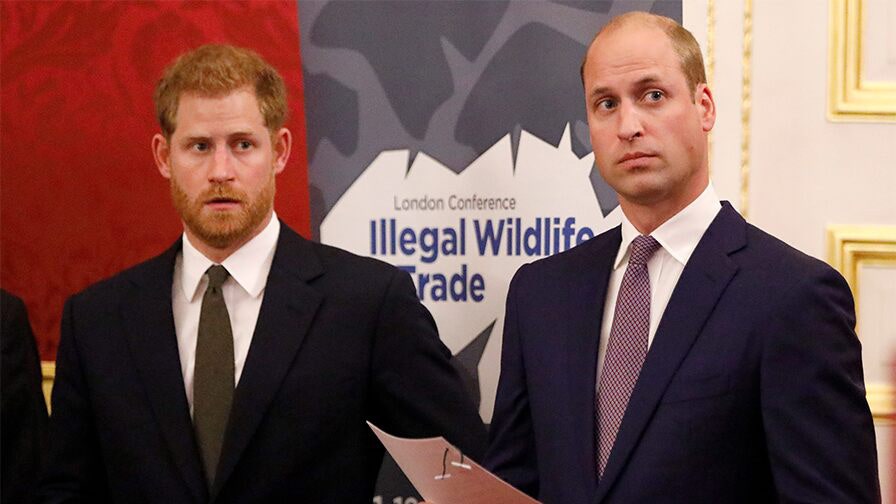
[1,1,309,359]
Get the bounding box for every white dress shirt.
[596,184,722,379]
[172,213,280,416]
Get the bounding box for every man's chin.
[614,176,658,197]
[179,199,273,251]
[186,217,252,250]
[195,230,246,250]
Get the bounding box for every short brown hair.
[580,12,706,97]
[154,44,288,139]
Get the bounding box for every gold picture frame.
[828,0,896,122]
[41,361,55,413]
[827,225,896,424]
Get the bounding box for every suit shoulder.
[1,289,26,320]
[731,224,854,315]
[307,240,404,282]
[1,290,30,349]
[515,225,619,275]
[742,223,840,279]
[67,247,174,309]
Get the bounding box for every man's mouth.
[204,196,241,209]
[618,151,655,163]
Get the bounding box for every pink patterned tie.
[596,235,661,479]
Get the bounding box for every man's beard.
[170,174,275,250]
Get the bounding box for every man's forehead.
[584,25,681,87]
[175,89,261,118]
[590,24,673,63]
[170,89,267,138]
[178,85,255,101]
[176,87,258,108]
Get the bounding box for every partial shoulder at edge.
[308,240,403,276]
[744,223,846,282]
[68,240,180,305]
[524,224,621,271]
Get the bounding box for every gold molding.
[828,0,896,122]
[867,384,895,426]
[827,225,896,423]
[740,0,753,218]
[826,225,896,307]
[41,361,55,413]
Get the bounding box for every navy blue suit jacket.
[485,203,879,503]
[40,223,486,503]
[2,290,49,504]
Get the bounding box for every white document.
[368,421,540,504]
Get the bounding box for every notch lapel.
[565,228,621,498]
[122,241,207,503]
[594,204,746,502]
[211,227,324,499]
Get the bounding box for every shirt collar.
[615,183,722,269]
[179,212,281,301]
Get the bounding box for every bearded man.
[39,44,485,503]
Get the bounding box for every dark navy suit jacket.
[485,203,879,503]
[2,290,49,504]
[40,223,486,503]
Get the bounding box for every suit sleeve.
[760,266,880,502]
[482,265,540,497]
[38,297,108,503]
[1,291,48,504]
[368,268,488,459]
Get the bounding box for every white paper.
[368,421,540,504]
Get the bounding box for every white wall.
[750,1,895,251]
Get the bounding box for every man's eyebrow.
[180,135,209,144]
[588,86,611,102]
[588,75,665,101]
[179,131,258,142]
[227,130,258,138]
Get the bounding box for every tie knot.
[206,265,229,289]
[628,235,661,265]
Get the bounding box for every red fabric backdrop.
[1,1,310,360]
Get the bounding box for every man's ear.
[272,128,292,175]
[696,84,716,133]
[152,134,172,179]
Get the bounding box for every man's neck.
[184,212,273,264]
[619,182,708,235]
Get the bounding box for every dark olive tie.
[193,265,234,488]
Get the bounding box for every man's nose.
[616,103,644,142]
[208,146,235,182]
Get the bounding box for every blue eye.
[236,140,253,150]
[192,142,209,152]
[597,98,617,111]
[646,90,663,101]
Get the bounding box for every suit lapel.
[211,225,323,499]
[594,204,746,502]
[565,228,620,498]
[122,240,207,503]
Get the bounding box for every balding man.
[484,12,879,503]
